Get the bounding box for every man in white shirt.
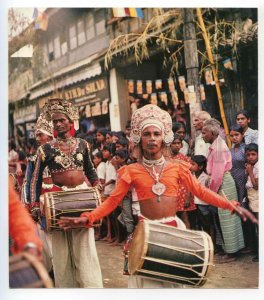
[192,111,211,157]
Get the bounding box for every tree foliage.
[8,8,31,41]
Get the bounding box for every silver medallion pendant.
[152,182,166,196]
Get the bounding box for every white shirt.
[194,172,209,205]
[194,132,210,157]
[131,187,140,216]
[104,160,117,195]
[246,162,258,189]
[244,127,258,145]
[96,162,106,181]
[179,140,189,156]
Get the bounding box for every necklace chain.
[57,136,75,146]
[142,160,166,183]
[142,160,166,202]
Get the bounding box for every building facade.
[9,7,258,148]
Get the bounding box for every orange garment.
[81,160,237,225]
[9,182,42,254]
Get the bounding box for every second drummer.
[58,104,258,288]
[30,98,103,288]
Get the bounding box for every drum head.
[9,252,53,288]
[128,221,214,286]
[128,221,148,274]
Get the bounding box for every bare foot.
[107,237,117,243]
[102,235,111,241]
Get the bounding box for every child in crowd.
[92,151,106,241]
[229,124,247,203]
[105,131,116,155]
[93,151,106,185]
[115,150,135,241]
[236,109,258,144]
[229,124,255,254]
[95,128,108,151]
[191,155,215,247]
[245,143,259,262]
[170,134,196,229]
[115,138,129,152]
[172,121,190,156]
[102,145,117,243]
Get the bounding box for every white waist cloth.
[60,182,88,191]
[39,182,89,215]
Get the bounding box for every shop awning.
[29,62,102,100]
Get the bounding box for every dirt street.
[96,240,259,289]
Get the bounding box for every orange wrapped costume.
[81,160,236,226]
[9,182,42,254]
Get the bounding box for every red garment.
[41,184,61,195]
[81,160,237,226]
[9,182,42,254]
[171,154,196,211]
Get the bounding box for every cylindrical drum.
[9,252,53,288]
[128,221,214,286]
[44,188,101,232]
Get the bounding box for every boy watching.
[245,143,258,262]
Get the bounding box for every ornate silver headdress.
[131,104,174,145]
[43,98,79,130]
[130,104,174,159]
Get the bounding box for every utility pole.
[183,8,202,138]
[196,7,231,147]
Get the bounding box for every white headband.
[36,129,53,138]
[140,119,164,134]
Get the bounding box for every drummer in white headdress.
[21,113,55,274]
[58,104,257,288]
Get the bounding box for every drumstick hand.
[58,217,90,230]
[234,206,258,224]
[221,191,258,225]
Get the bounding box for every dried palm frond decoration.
[104,8,257,79]
[104,8,184,74]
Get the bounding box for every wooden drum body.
[128,221,214,286]
[44,188,101,232]
[9,252,53,288]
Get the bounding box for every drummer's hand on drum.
[58,216,90,230]
[30,207,41,223]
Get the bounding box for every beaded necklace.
[142,155,165,167]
